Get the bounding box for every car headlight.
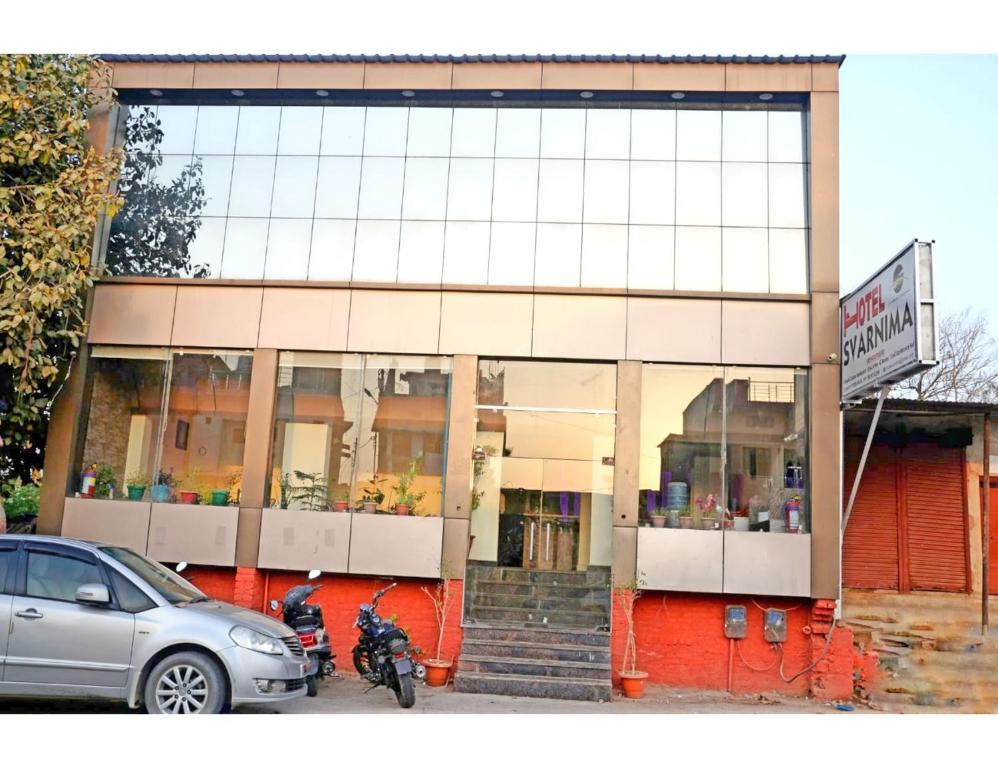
[230,626,284,655]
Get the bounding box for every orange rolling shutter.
[843,439,900,590]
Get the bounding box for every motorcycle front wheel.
[395,671,415,709]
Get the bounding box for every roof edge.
[98,53,846,65]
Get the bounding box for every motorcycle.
[270,569,336,697]
[352,582,425,709]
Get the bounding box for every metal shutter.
[843,439,900,590]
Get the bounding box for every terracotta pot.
[620,670,648,699]
[363,501,377,513]
[333,500,349,512]
[395,504,410,516]
[178,490,199,505]
[679,516,693,529]
[423,659,452,687]
[651,515,666,528]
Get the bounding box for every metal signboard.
[840,240,937,402]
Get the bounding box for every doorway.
[985,478,998,595]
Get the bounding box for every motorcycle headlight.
[230,626,284,656]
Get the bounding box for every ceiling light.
[315,89,329,97]
[759,92,773,101]
[580,91,594,99]
[671,92,685,100]
[490,90,504,98]
[231,89,245,97]
[401,89,416,97]
[149,89,163,97]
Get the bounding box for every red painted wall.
[181,565,237,604]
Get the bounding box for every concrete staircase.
[843,589,998,712]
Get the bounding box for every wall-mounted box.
[257,508,351,573]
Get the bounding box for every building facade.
[40,54,850,700]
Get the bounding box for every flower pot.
[620,670,648,699]
[333,500,349,512]
[178,490,199,505]
[651,515,666,528]
[151,484,171,503]
[210,490,229,506]
[395,504,410,516]
[363,501,377,514]
[734,516,750,532]
[423,659,452,687]
[679,516,693,529]
[126,485,146,502]
[701,517,717,530]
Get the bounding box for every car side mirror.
[76,583,111,606]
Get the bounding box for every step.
[460,638,612,664]
[462,624,610,647]
[470,593,609,613]
[475,580,610,599]
[483,569,610,587]
[465,605,609,629]
[453,671,612,702]
[458,654,610,680]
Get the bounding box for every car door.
[0,541,17,680]
[4,542,135,697]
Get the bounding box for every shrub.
[5,481,41,520]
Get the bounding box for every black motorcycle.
[270,569,335,697]
[352,583,425,709]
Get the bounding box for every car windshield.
[99,546,206,605]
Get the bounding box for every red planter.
[333,500,349,512]
[395,504,410,516]
[424,659,452,687]
[620,671,648,699]
[178,490,199,505]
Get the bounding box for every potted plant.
[361,476,387,513]
[392,456,425,515]
[150,470,174,503]
[176,468,202,505]
[332,489,350,512]
[615,580,648,699]
[209,488,229,506]
[4,479,40,526]
[287,471,330,511]
[420,572,456,686]
[227,469,243,506]
[125,470,149,502]
[650,509,668,528]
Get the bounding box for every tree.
[892,308,998,403]
[0,55,122,492]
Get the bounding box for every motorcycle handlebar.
[371,582,398,605]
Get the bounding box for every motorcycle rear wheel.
[395,671,415,709]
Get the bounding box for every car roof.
[1,534,106,554]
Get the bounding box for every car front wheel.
[144,651,227,714]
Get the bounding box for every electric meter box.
[724,605,747,639]
[763,609,787,643]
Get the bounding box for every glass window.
[108,569,156,613]
[119,105,159,154]
[768,111,805,163]
[534,223,581,287]
[540,109,585,159]
[264,218,313,280]
[585,109,630,160]
[537,159,584,223]
[100,546,203,605]
[195,155,234,217]
[627,225,675,290]
[488,222,536,286]
[638,365,724,529]
[676,110,721,161]
[363,107,408,156]
[722,228,768,293]
[0,549,14,594]
[492,159,539,222]
[193,106,239,155]
[769,228,808,294]
[220,218,269,278]
[357,157,405,219]
[156,105,198,155]
[581,224,627,288]
[234,107,281,155]
[722,111,767,162]
[77,348,169,500]
[721,163,768,227]
[674,226,721,291]
[768,164,807,228]
[185,217,227,277]
[631,109,676,161]
[321,107,366,155]
[314,156,362,218]
[227,156,276,217]
[495,109,540,158]
[277,106,322,155]
[352,220,401,282]
[630,161,675,225]
[401,158,449,220]
[446,159,494,221]
[451,108,496,157]
[406,108,453,157]
[270,156,319,218]
[26,552,103,603]
[725,368,809,534]
[161,350,253,501]
[308,219,356,281]
[442,221,490,284]
[397,221,445,283]
[675,162,720,226]
[583,160,629,224]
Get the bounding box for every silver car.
[0,535,308,713]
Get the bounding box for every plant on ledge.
[287,470,330,512]
[361,475,387,513]
[420,568,457,686]
[125,470,150,502]
[391,455,425,516]
[615,579,648,699]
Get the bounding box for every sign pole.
[983,411,991,636]
[842,385,891,535]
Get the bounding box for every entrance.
[986,478,998,595]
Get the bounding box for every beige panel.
[276,62,365,89]
[810,92,839,294]
[364,62,453,90]
[725,63,812,92]
[612,526,638,586]
[348,513,443,578]
[532,295,626,360]
[451,62,543,90]
[809,363,841,598]
[241,350,278,509]
[61,498,151,553]
[723,532,811,596]
[442,517,470,578]
[258,288,350,351]
[541,62,632,90]
[626,298,722,363]
[443,355,477,519]
[192,62,279,89]
[721,301,810,366]
[257,508,352,572]
[811,292,840,365]
[147,503,239,566]
[811,63,840,92]
[439,293,532,357]
[235,507,263,567]
[171,286,263,348]
[632,63,725,92]
[111,62,195,89]
[636,527,724,592]
[88,284,177,345]
[346,290,441,354]
[613,362,641,527]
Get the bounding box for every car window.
[99,546,204,605]
[108,568,156,613]
[0,549,13,594]
[26,551,103,602]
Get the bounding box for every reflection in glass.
[195,156,234,216]
[264,218,313,280]
[154,155,197,191]
[363,107,408,156]
[119,105,158,154]
[583,160,629,224]
[308,219,356,281]
[271,156,319,218]
[768,164,807,228]
[721,163,768,227]
[768,111,805,163]
[631,109,676,161]
[184,217,226,277]
[234,107,281,155]
[629,161,675,225]
[406,108,453,156]
[442,221,490,284]
[155,105,198,155]
[585,110,630,159]
[534,223,581,287]
[674,226,721,291]
[446,159,494,221]
[314,156,362,218]
[722,228,768,293]
[451,108,496,157]
[488,222,536,286]
[540,109,585,159]
[581,224,627,288]
[228,156,276,217]
[769,228,808,293]
[398,221,445,283]
[321,107,366,155]
[352,220,401,282]
[357,157,405,219]
[721,111,767,162]
[492,159,539,222]
[676,110,721,161]
[537,159,584,223]
[495,109,540,158]
[627,225,675,290]
[401,158,449,220]
[675,162,720,226]
[277,106,323,155]
[221,218,269,278]
[193,106,238,155]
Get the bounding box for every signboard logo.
[892,264,904,294]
